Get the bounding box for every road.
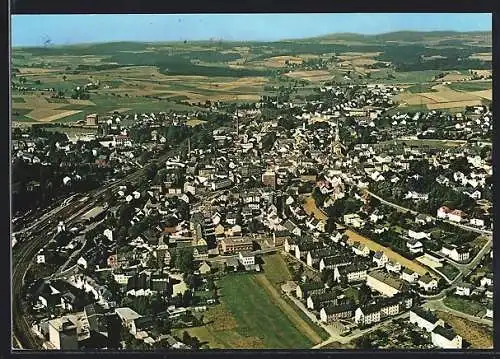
[423,298,493,327]
[364,190,492,236]
[312,312,411,349]
[204,246,283,263]
[12,145,187,350]
[281,280,411,349]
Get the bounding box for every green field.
[447,81,492,92]
[443,296,487,317]
[439,264,460,281]
[261,253,293,286]
[183,269,327,349]
[406,83,437,93]
[261,254,329,341]
[218,274,314,348]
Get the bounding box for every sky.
[11,13,492,47]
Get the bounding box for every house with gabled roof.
[432,326,462,349]
[373,251,388,268]
[418,274,438,292]
[400,267,419,283]
[296,282,326,299]
[320,302,355,323]
[334,263,368,283]
[354,303,381,326]
[319,255,352,272]
[306,289,343,310]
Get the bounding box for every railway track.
[11,144,185,350]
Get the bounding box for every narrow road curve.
[364,189,492,236]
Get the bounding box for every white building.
[354,306,381,325]
[418,275,438,292]
[409,307,444,332]
[238,252,255,266]
[431,326,462,349]
[400,268,419,283]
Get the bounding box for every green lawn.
[217,274,314,348]
[12,97,26,103]
[343,287,359,303]
[262,253,292,286]
[444,296,487,317]
[439,264,460,281]
[447,81,492,92]
[406,83,437,93]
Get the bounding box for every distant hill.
[293,30,492,44]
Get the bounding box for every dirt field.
[345,229,430,276]
[285,70,332,82]
[17,67,60,74]
[469,53,492,61]
[255,56,304,68]
[434,72,472,82]
[254,274,323,344]
[469,89,492,100]
[302,196,430,275]
[337,52,382,60]
[303,197,327,221]
[67,99,95,106]
[186,118,207,127]
[31,110,83,122]
[435,311,493,349]
[396,83,486,109]
[426,100,483,110]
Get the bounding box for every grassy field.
[261,254,330,341]
[184,273,320,349]
[443,296,487,317]
[261,253,293,286]
[447,81,492,92]
[438,263,460,281]
[406,84,437,93]
[435,311,493,349]
[343,287,359,303]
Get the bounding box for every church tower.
[331,120,343,157]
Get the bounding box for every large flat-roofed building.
[48,317,79,350]
[366,270,405,297]
[219,237,253,254]
[81,206,107,224]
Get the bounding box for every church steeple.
[331,120,343,157]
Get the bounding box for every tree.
[206,278,216,291]
[325,217,336,234]
[175,247,195,273]
[358,283,371,305]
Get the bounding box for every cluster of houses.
[409,307,463,349]
[17,73,493,351]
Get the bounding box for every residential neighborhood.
[11,15,493,352]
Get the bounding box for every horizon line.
[11,29,492,48]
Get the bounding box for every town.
[11,15,493,351]
[12,80,493,350]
